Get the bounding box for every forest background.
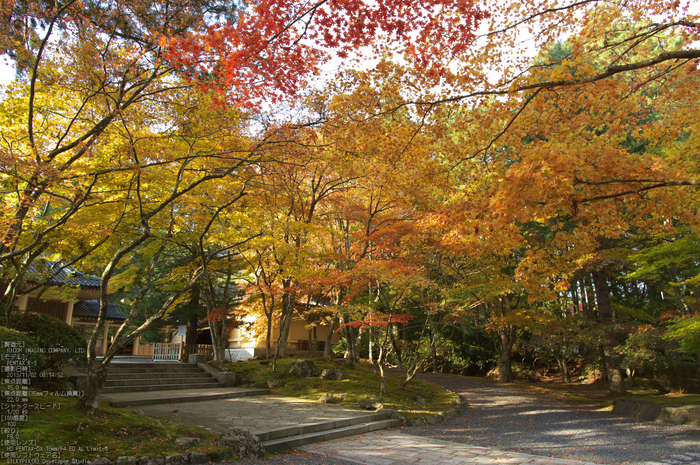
[1,0,699,412]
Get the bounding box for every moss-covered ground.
[514,379,700,411]
[210,358,458,420]
[3,386,233,464]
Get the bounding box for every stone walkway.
[136,395,610,465]
[301,431,601,465]
[119,374,699,465]
[136,395,377,437]
[132,390,700,465]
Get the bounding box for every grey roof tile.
[27,262,101,289]
[73,299,126,321]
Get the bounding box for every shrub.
[647,355,698,393]
[664,315,700,354]
[11,312,87,373]
[619,326,698,393]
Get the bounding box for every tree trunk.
[77,327,141,411]
[592,269,625,394]
[672,283,691,315]
[184,312,199,360]
[183,286,200,361]
[377,338,387,396]
[354,326,364,361]
[400,358,427,390]
[307,319,319,359]
[585,275,597,320]
[263,294,274,358]
[429,316,438,373]
[2,273,22,328]
[77,359,108,411]
[390,323,403,367]
[343,313,356,361]
[323,314,339,360]
[556,351,571,383]
[498,328,516,383]
[210,319,228,362]
[308,325,313,358]
[275,284,295,359]
[474,312,482,347]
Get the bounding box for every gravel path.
[404,374,700,465]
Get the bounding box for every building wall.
[227,315,341,357]
[133,340,154,356]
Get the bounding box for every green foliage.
[11,312,87,372]
[404,332,483,375]
[618,326,667,376]
[139,329,168,344]
[645,355,698,394]
[611,301,657,324]
[664,315,700,355]
[627,230,700,315]
[581,357,606,383]
[629,233,700,286]
[618,326,698,393]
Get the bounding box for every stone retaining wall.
[613,399,700,427]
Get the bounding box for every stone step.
[261,417,400,453]
[79,365,204,375]
[101,379,221,394]
[104,374,215,387]
[97,361,228,395]
[107,368,208,379]
[107,365,203,374]
[103,388,271,408]
[256,412,389,442]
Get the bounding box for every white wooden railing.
[152,342,182,361]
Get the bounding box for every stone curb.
[198,361,236,387]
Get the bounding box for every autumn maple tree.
[3,0,700,407]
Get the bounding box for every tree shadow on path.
[403,374,700,465]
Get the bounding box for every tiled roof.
[73,299,126,321]
[26,262,101,289]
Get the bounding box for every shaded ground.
[136,395,379,435]
[403,374,700,465]
[521,378,700,409]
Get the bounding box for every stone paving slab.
[300,431,602,465]
[134,395,378,436]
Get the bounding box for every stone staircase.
[101,362,221,394]
[96,360,400,452]
[97,361,270,408]
[259,412,400,453]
